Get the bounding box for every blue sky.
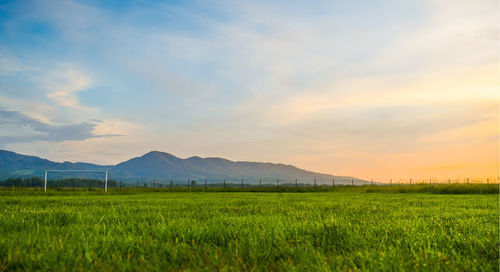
[0,0,498,180]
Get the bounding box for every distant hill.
[0,150,367,185]
[0,150,108,180]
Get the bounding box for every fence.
[0,176,499,192]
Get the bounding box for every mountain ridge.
[0,149,367,185]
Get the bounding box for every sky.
[0,0,498,181]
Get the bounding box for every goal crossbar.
[44,170,109,192]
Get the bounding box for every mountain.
[0,150,367,185]
[0,150,108,180]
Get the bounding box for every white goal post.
[44,170,109,192]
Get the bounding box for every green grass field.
[0,188,498,271]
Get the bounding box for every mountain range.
[0,150,367,185]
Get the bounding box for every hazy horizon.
[0,0,498,181]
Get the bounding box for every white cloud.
[42,66,96,114]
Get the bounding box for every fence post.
[170,179,173,191]
[351,178,354,186]
[296,179,298,188]
[241,179,244,191]
[136,180,139,191]
[224,179,226,190]
[205,179,207,191]
[44,171,47,192]
[410,178,412,186]
[390,179,392,186]
[332,178,335,187]
[153,179,156,189]
[187,179,190,190]
[259,179,262,189]
[105,171,108,192]
[120,180,122,191]
[371,178,374,186]
[314,178,316,188]
[277,178,279,188]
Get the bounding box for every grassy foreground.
[0,191,498,271]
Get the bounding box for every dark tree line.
[0,177,118,188]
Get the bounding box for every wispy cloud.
[43,66,93,112]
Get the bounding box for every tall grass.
[0,191,497,271]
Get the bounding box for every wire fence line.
[0,176,498,192]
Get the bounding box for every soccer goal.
[44,170,109,192]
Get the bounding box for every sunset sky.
[0,0,498,181]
